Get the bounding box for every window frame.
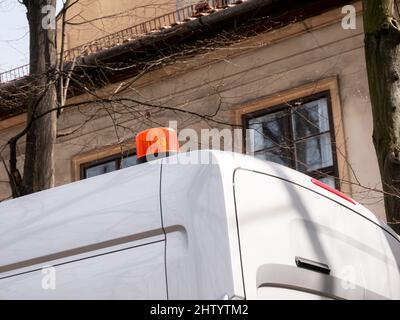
[242,91,340,189]
[80,149,137,179]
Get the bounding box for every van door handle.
[295,256,331,275]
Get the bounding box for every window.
[244,92,339,189]
[81,151,137,179]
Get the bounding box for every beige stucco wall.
[57,0,176,51]
[0,3,386,220]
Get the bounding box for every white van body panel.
[0,150,399,299]
[0,163,163,267]
[233,168,400,299]
[160,157,239,299]
[0,240,167,299]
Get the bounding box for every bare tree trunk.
[22,0,57,195]
[363,0,400,234]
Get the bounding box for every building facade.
[57,0,177,52]
[0,1,386,220]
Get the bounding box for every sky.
[0,0,63,73]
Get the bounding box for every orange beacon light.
[135,127,180,163]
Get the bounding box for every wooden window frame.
[80,150,137,179]
[242,91,340,188]
[235,76,352,195]
[71,142,136,181]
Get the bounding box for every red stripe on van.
[311,178,356,205]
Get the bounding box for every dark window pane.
[245,96,337,180]
[122,154,137,168]
[247,111,288,152]
[86,161,117,178]
[295,133,333,172]
[292,98,330,140]
[254,147,292,167]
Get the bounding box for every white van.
[0,150,399,300]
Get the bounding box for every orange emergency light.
[136,127,180,163]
